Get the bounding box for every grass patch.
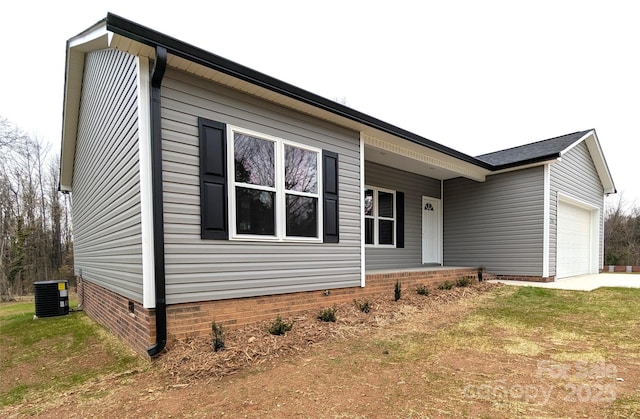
[3,285,640,417]
[443,286,640,363]
[0,298,144,407]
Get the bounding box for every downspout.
[146,46,168,357]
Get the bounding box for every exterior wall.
[443,166,545,276]
[77,277,154,356]
[364,161,441,270]
[549,141,605,276]
[160,68,362,305]
[166,268,477,342]
[72,49,143,302]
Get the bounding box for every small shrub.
[317,306,337,322]
[354,299,371,313]
[394,280,402,301]
[456,277,472,287]
[211,321,225,352]
[438,280,455,290]
[416,284,430,296]
[268,315,294,335]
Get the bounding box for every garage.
[556,199,596,278]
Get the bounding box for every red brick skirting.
[494,275,555,283]
[78,278,155,356]
[603,265,640,273]
[78,268,478,356]
[167,268,478,344]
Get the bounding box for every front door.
[422,196,442,264]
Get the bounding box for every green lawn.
[1,285,639,417]
[0,296,145,409]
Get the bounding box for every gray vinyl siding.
[72,49,143,301]
[443,167,544,276]
[364,161,441,270]
[161,68,361,304]
[549,141,605,275]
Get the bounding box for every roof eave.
[59,19,111,191]
[488,153,562,172]
[103,13,492,171]
[578,130,616,195]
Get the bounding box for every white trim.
[137,56,156,309]
[226,125,323,243]
[440,179,444,265]
[360,137,366,287]
[559,131,592,157]
[583,131,616,194]
[68,23,111,50]
[557,192,600,211]
[542,164,550,278]
[601,194,606,270]
[560,130,615,194]
[364,185,396,248]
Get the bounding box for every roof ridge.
[477,129,593,157]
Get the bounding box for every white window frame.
[227,125,323,242]
[364,185,396,248]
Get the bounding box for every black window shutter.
[198,118,228,240]
[396,191,404,248]
[322,150,339,243]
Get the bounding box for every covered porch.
[361,129,491,273]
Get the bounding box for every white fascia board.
[583,132,616,194]
[559,130,615,195]
[60,23,112,191]
[68,22,111,51]
[559,130,592,157]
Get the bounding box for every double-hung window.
[228,126,322,241]
[364,186,396,246]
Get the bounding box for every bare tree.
[604,195,640,266]
[0,117,72,300]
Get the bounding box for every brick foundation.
[78,269,480,356]
[494,275,555,283]
[78,277,155,356]
[603,265,640,273]
[166,268,478,344]
[78,268,479,355]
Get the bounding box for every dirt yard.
[2,281,639,418]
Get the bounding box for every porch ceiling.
[365,145,468,180]
[363,132,489,182]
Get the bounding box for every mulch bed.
[159,281,501,383]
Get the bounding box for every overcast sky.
[1,1,638,208]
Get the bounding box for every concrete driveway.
[489,273,640,291]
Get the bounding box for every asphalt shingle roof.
[476,130,593,168]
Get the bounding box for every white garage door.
[557,201,592,278]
